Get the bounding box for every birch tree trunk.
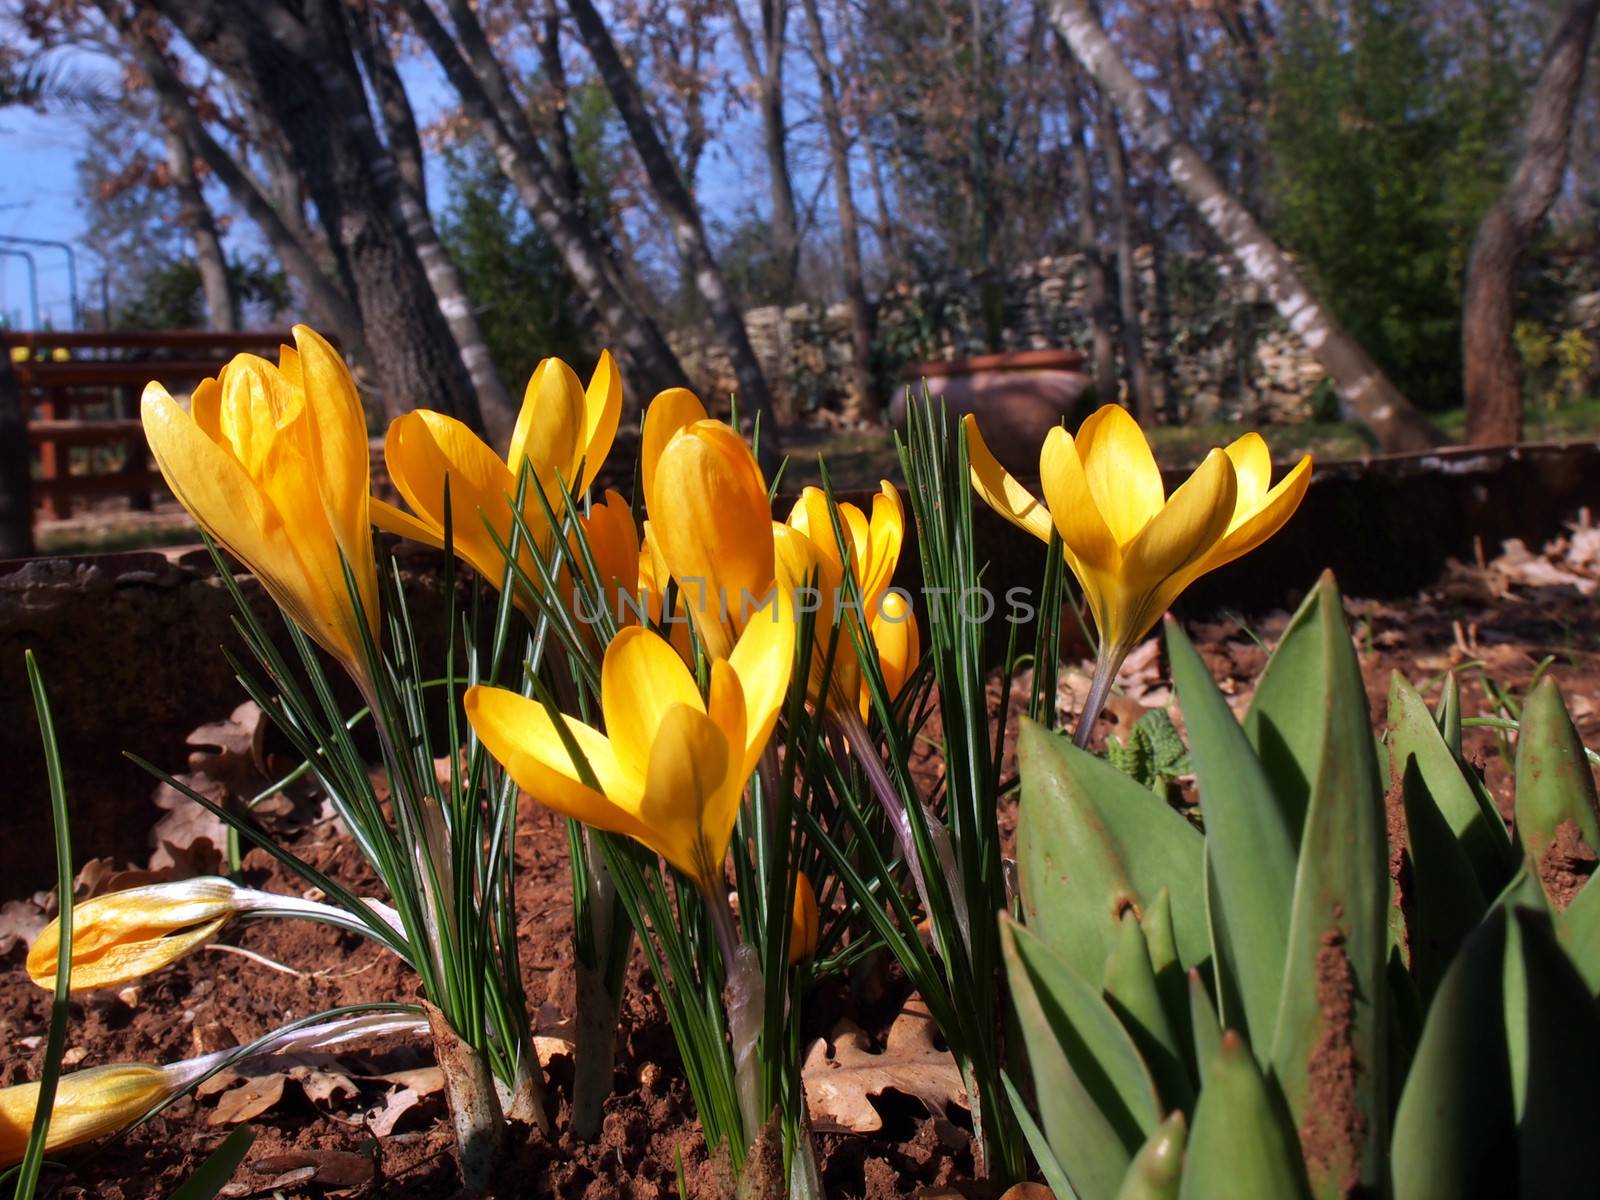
[1060,51,1117,406]
[800,0,877,422]
[406,0,690,397]
[1463,0,1599,445]
[1097,92,1154,421]
[565,0,781,449]
[150,0,486,430]
[1049,0,1442,452]
[347,7,518,449]
[725,0,802,299]
[160,118,236,330]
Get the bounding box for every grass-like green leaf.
[167,1127,258,1200]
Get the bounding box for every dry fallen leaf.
[250,1149,374,1191]
[802,1000,968,1134]
[0,898,47,954]
[366,1085,431,1137]
[208,1074,285,1126]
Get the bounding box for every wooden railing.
[5,329,301,519]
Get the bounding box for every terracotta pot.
[892,349,1091,475]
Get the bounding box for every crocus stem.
[572,829,629,1140]
[1073,646,1126,750]
[830,709,936,931]
[425,1001,507,1191]
[705,882,765,1149]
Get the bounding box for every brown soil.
[3,560,1598,1198]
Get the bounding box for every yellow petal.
[0,1063,174,1166]
[647,420,773,659]
[1121,449,1237,588]
[1209,453,1313,570]
[1223,432,1273,515]
[860,482,906,607]
[600,627,705,779]
[189,376,222,442]
[1039,425,1120,572]
[217,352,298,478]
[641,387,709,502]
[963,415,1053,543]
[385,410,521,584]
[578,489,641,604]
[464,685,646,838]
[640,704,737,888]
[788,872,820,966]
[371,497,446,550]
[1075,405,1166,545]
[580,350,623,494]
[509,357,588,492]
[706,658,749,776]
[868,588,920,714]
[727,583,795,776]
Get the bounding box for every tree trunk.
[347,6,518,449]
[149,0,486,431]
[407,0,690,398]
[800,0,877,423]
[1060,50,1117,406]
[160,118,236,330]
[1049,0,1442,452]
[0,355,33,559]
[1097,91,1154,421]
[113,8,363,348]
[725,0,802,298]
[1463,0,1599,445]
[565,0,781,452]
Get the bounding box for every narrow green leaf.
[1178,1033,1310,1200]
[168,1127,259,1200]
[1513,677,1600,885]
[1166,618,1296,1049]
[1001,915,1161,1200]
[1391,906,1516,1200]
[1112,1111,1186,1200]
[1266,576,1388,1200]
[1388,672,1512,896]
[1104,911,1193,1115]
[1241,578,1327,833]
[1435,671,1462,755]
[1002,1072,1083,1200]
[1400,758,1487,1003]
[1015,718,1206,988]
[1140,890,1192,1090]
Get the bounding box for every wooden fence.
[4,329,300,519]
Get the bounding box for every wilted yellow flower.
[642,391,775,661]
[466,598,794,893]
[373,351,622,590]
[27,879,404,992]
[965,405,1310,655]
[141,326,379,686]
[788,872,820,966]
[0,1062,176,1166]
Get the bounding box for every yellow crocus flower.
[0,1063,176,1166]
[642,391,776,661]
[373,351,622,590]
[865,587,921,719]
[141,325,379,687]
[965,404,1310,742]
[788,871,820,966]
[465,596,795,893]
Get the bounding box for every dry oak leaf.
[802,1001,968,1134]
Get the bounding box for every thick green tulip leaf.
[1187,968,1220,1090]
[1434,671,1462,755]
[1141,890,1193,1090]
[1513,677,1600,886]
[1113,1111,1187,1200]
[1387,672,1512,895]
[1391,906,1516,1200]
[1105,909,1194,1115]
[1002,915,1162,1200]
[1267,576,1389,1200]
[1241,578,1327,833]
[1167,618,1296,1049]
[1400,758,1487,1004]
[1016,717,1206,986]
[1510,905,1600,1195]
[1557,873,1600,995]
[1178,1033,1311,1200]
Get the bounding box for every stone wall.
[669,250,1329,424]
